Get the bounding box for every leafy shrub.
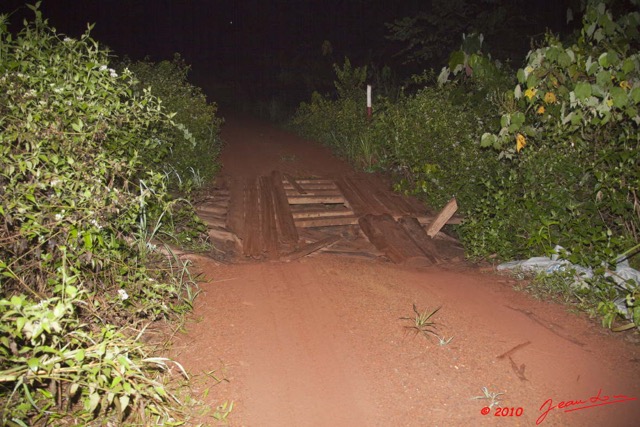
[0,5,203,424]
[291,58,371,167]
[463,1,640,267]
[122,54,224,193]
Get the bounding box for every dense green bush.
[462,2,640,269]
[0,5,208,425]
[122,54,224,193]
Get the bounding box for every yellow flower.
[620,80,631,90]
[543,92,557,104]
[524,88,537,100]
[537,105,545,114]
[516,133,527,153]
[607,99,614,107]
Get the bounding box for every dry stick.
[496,340,532,360]
[505,306,586,347]
[508,356,528,381]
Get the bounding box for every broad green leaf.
[480,133,497,148]
[598,52,609,68]
[574,82,592,100]
[610,86,628,108]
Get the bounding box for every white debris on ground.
[497,246,639,319]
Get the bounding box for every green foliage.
[0,5,207,424]
[291,58,372,168]
[122,54,224,193]
[457,1,640,267]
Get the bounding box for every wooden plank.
[426,198,458,237]
[347,176,388,215]
[259,176,279,259]
[397,216,439,264]
[358,213,433,267]
[287,194,346,204]
[281,235,341,261]
[285,189,343,197]
[295,215,360,228]
[293,179,335,185]
[242,179,263,258]
[335,177,367,215]
[291,206,353,219]
[271,171,299,244]
[285,183,339,191]
[282,173,307,195]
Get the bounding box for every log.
[271,171,299,244]
[242,179,263,258]
[358,213,433,267]
[397,216,439,264]
[282,235,341,262]
[259,176,279,259]
[426,198,458,237]
[282,173,307,194]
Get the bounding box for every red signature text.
[537,389,637,425]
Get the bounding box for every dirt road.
[171,114,640,426]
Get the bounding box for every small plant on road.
[400,303,441,338]
[472,386,504,409]
[437,335,454,346]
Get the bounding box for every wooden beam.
[242,179,263,258]
[259,176,279,259]
[271,171,299,244]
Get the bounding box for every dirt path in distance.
[170,114,640,427]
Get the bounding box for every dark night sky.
[2,0,569,103]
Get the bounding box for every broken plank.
[271,171,299,244]
[259,176,279,259]
[282,173,307,195]
[282,235,341,261]
[426,198,458,237]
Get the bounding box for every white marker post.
[366,84,372,119]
